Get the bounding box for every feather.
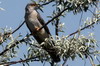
[36,11,51,35]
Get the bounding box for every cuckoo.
[24,3,60,62]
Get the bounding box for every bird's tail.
[47,48,60,62]
[42,45,60,62]
[41,37,60,62]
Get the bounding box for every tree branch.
[0,56,44,65]
[0,38,25,56]
[12,21,25,34]
[88,55,95,66]
[0,35,41,56]
[38,7,69,31]
[62,58,68,66]
[40,0,54,6]
[55,18,59,36]
[67,19,100,38]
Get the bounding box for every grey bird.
[24,3,60,62]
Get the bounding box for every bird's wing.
[37,11,51,35]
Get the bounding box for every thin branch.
[50,61,54,66]
[38,7,69,31]
[96,57,100,63]
[55,1,59,36]
[79,11,83,26]
[62,58,68,66]
[29,7,70,36]
[0,38,25,56]
[84,59,86,66]
[0,34,41,56]
[0,56,44,65]
[43,62,46,66]
[3,21,25,36]
[0,34,32,56]
[12,21,25,34]
[88,9,96,16]
[88,55,95,66]
[55,18,59,36]
[67,19,99,38]
[40,0,54,6]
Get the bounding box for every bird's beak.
[35,4,44,12]
[30,3,44,12]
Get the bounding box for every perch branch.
[0,38,25,56]
[0,56,46,65]
[12,21,25,34]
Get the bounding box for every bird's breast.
[25,11,49,39]
[26,19,49,37]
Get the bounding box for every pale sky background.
[0,0,100,66]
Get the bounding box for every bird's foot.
[35,27,40,31]
[31,27,40,35]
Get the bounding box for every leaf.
[97,64,100,66]
[0,7,5,11]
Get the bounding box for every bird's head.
[25,3,39,13]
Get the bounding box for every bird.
[24,3,60,62]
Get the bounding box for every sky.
[0,0,100,66]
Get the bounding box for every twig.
[12,21,25,34]
[79,11,83,26]
[88,55,95,66]
[84,59,86,66]
[55,18,59,36]
[55,1,60,36]
[50,61,54,66]
[40,0,54,6]
[38,7,69,31]
[29,7,70,36]
[3,21,25,36]
[96,57,100,63]
[0,35,41,56]
[43,62,46,66]
[67,20,99,38]
[62,58,68,66]
[0,56,43,65]
[88,9,96,16]
[0,38,25,56]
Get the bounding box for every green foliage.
[97,64,100,66]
